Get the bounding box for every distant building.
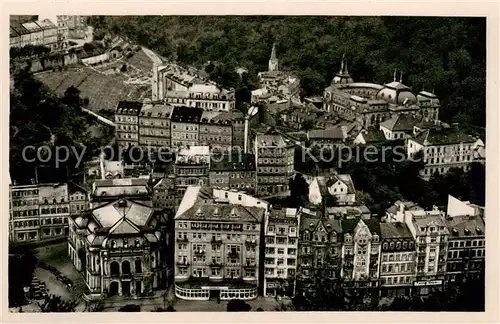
[324,58,440,128]
[307,126,348,150]
[152,63,235,111]
[254,134,295,196]
[9,184,41,243]
[68,199,168,297]
[10,19,58,50]
[38,183,70,240]
[308,174,356,206]
[68,182,89,217]
[379,114,423,141]
[199,111,233,152]
[170,106,203,148]
[340,218,381,291]
[353,128,387,145]
[174,146,211,196]
[255,43,301,101]
[115,101,143,149]
[296,208,343,289]
[379,222,416,297]
[406,125,485,180]
[152,176,177,211]
[174,186,266,301]
[138,103,173,148]
[209,153,257,193]
[57,15,88,46]
[444,195,485,284]
[264,207,300,297]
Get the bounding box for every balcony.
[210,262,223,268]
[244,262,256,269]
[176,237,189,243]
[228,251,240,258]
[176,261,190,267]
[194,250,206,256]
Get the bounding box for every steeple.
[393,69,397,82]
[268,42,279,72]
[339,54,345,74]
[399,71,403,83]
[332,53,354,85]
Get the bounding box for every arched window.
[111,240,117,248]
[135,259,142,273]
[383,243,388,250]
[135,239,140,247]
[122,260,131,274]
[389,242,395,249]
[303,232,310,241]
[110,261,120,275]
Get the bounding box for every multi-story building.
[170,106,203,148]
[379,113,423,141]
[323,58,440,128]
[152,63,236,111]
[254,134,295,196]
[68,198,169,297]
[296,207,343,292]
[10,19,58,50]
[340,217,381,291]
[231,111,246,150]
[199,111,233,152]
[306,126,348,150]
[388,201,449,295]
[173,186,266,301]
[115,101,143,149]
[152,176,178,211]
[57,15,88,46]
[308,173,357,206]
[138,103,173,148]
[379,222,416,297]
[174,146,210,196]
[90,178,152,209]
[406,124,485,180]
[209,153,257,193]
[263,207,300,297]
[9,184,41,243]
[444,195,485,284]
[38,183,70,240]
[68,182,89,216]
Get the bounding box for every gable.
[109,218,141,235]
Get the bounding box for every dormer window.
[304,232,310,241]
[111,240,117,248]
[124,240,128,248]
[135,239,140,247]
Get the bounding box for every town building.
[230,111,246,150]
[199,111,233,152]
[115,101,143,149]
[9,184,41,243]
[406,124,485,180]
[263,207,300,297]
[152,176,178,211]
[387,201,449,295]
[170,106,203,148]
[323,57,441,128]
[379,114,423,141]
[68,198,169,297]
[444,195,485,284]
[152,63,236,111]
[173,186,266,301]
[38,183,70,240]
[90,178,153,209]
[353,128,387,145]
[209,153,257,193]
[340,217,381,291]
[296,208,343,290]
[10,19,58,50]
[379,222,416,297]
[308,173,357,206]
[174,146,211,196]
[307,126,348,150]
[254,134,295,196]
[68,182,89,217]
[138,103,173,148]
[57,15,88,46]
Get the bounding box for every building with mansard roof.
[173,186,267,301]
[68,199,169,297]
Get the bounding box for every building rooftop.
[341,218,381,235]
[176,203,265,223]
[412,127,480,146]
[91,199,154,228]
[314,174,356,197]
[357,128,387,144]
[92,178,151,198]
[210,153,256,172]
[255,134,287,147]
[380,222,413,239]
[380,114,422,132]
[116,101,143,114]
[445,214,485,238]
[299,215,342,234]
[170,106,203,123]
[38,183,68,202]
[139,103,173,119]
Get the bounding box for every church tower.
[268,43,279,72]
[331,54,353,85]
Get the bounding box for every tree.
[227,299,252,312]
[8,247,37,307]
[289,173,309,208]
[38,295,78,312]
[301,119,315,132]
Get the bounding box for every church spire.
[268,42,279,72]
[393,69,397,82]
[339,53,345,74]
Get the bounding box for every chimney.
[244,115,250,154]
[340,126,348,139]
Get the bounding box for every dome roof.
[417,91,440,105]
[333,75,354,84]
[376,81,417,105]
[75,216,88,228]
